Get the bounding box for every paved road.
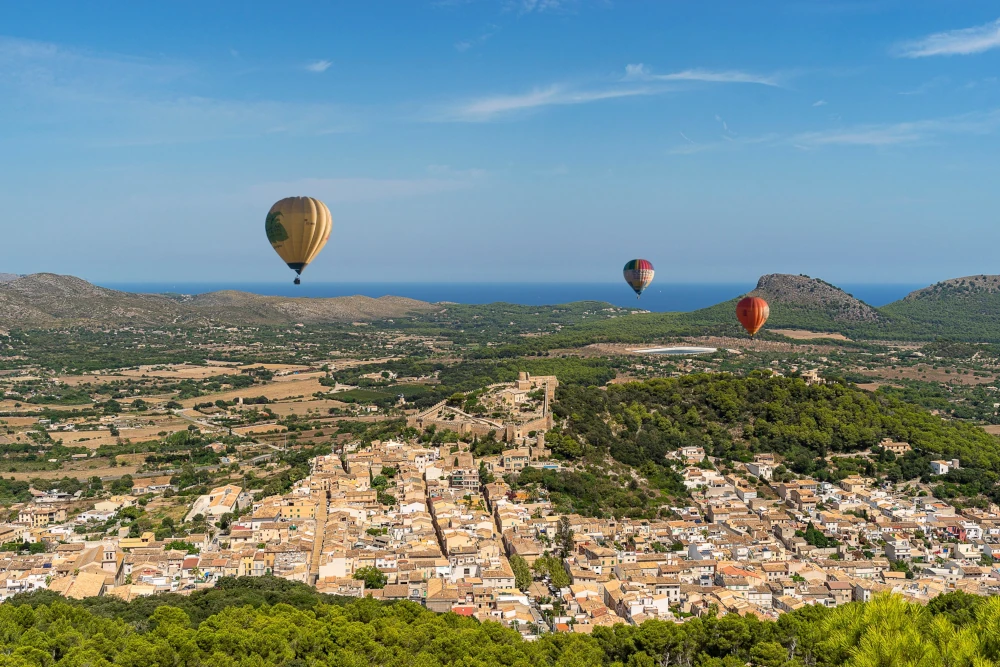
[308,496,327,586]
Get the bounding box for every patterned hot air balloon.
[736,296,769,338]
[265,196,332,285]
[623,259,654,298]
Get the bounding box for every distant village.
[2,370,1000,638]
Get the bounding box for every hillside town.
[2,370,1000,638]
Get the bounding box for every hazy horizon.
[92,279,924,310]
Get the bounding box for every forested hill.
[879,274,1000,341]
[631,272,1000,343]
[473,273,1000,353]
[551,374,1000,501]
[8,575,1000,667]
[466,274,899,357]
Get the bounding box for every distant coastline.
[97,281,923,313]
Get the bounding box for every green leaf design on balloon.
[265,211,289,244]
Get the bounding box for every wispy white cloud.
[507,0,575,14]
[894,18,1000,57]
[425,164,488,179]
[440,0,575,14]
[455,24,499,52]
[433,83,656,122]
[0,37,358,144]
[0,35,189,91]
[792,126,923,147]
[305,59,332,73]
[252,170,483,204]
[792,110,1000,147]
[624,63,782,87]
[963,76,999,90]
[812,99,827,107]
[668,110,1000,154]
[434,61,782,122]
[714,114,735,136]
[669,133,777,155]
[898,76,948,96]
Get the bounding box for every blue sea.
[99,282,922,313]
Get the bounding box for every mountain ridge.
[5,272,1000,342]
[0,273,437,327]
[896,274,1000,301]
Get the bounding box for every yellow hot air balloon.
[265,196,332,284]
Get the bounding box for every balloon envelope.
[736,296,769,337]
[623,259,655,297]
[265,196,332,281]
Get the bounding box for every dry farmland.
[178,377,327,408]
[855,365,994,386]
[771,329,851,341]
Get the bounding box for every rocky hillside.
[0,274,436,327]
[677,273,885,335]
[0,273,19,283]
[0,274,186,326]
[749,274,882,323]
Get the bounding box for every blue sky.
[2,0,1000,285]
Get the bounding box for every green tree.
[165,541,199,555]
[109,474,134,495]
[510,555,532,591]
[558,516,575,555]
[353,566,387,590]
[749,641,788,667]
[545,556,570,589]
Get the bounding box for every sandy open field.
[52,420,190,449]
[57,375,104,387]
[264,399,348,417]
[115,453,148,466]
[0,402,43,414]
[236,363,314,373]
[56,374,138,387]
[981,425,1000,435]
[7,464,139,482]
[855,366,995,387]
[178,377,326,408]
[117,364,231,380]
[50,432,118,448]
[771,329,851,341]
[272,371,326,382]
[232,424,288,436]
[0,416,41,427]
[2,376,42,384]
[322,357,400,371]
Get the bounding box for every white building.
[930,459,960,476]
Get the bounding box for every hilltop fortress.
[408,372,558,441]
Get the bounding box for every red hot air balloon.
[736,297,769,338]
[623,259,655,298]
